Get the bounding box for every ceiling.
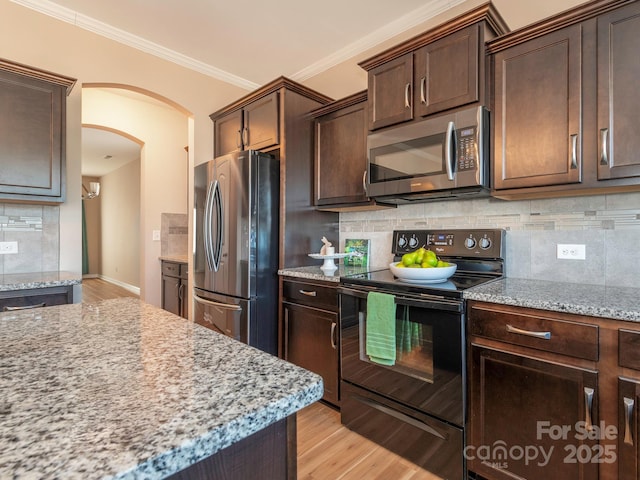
[81,128,141,178]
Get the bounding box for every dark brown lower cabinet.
[161,260,188,319]
[0,285,73,311]
[167,416,295,480]
[283,301,338,406]
[469,345,599,480]
[618,377,640,480]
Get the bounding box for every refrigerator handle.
[193,294,242,311]
[203,180,215,272]
[211,179,224,272]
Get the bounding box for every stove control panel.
[393,229,504,259]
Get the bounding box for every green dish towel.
[366,291,397,365]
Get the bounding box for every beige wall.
[82,88,188,305]
[100,159,141,290]
[82,176,101,276]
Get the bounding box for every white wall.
[99,158,141,291]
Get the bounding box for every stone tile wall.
[0,203,59,274]
[161,213,188,257]
[340,191,640,288]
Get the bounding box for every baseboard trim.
[82,273,99,279]
[98,275,141,296]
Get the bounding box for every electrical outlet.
[0,241,18,254]
[557,244,586,260]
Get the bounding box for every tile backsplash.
[0,203,59,274]
[340,191,640,288]
[161,213,188,257]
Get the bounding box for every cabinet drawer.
[282,279,337,311]
[619,329,640,370]
[162,261,187,278]
[0,286,73,311]
[469,304,599,361]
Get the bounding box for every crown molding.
[10,0,260,91]
[12,0,471,90]
[290,0,469,81]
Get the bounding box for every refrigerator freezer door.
[193,288,250,343]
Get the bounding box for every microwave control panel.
[457,127,477,171]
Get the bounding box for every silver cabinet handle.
[299,289,317,297]
[420,77,427,105]
[3,303,46,311]
[584,387,595,432]
[506,324,551,340]
[624,396,635,446]
[570,134,578,169]
[330,322,337,350]
[404,83,411,109]
[600,128,609,166]
[193,294,241,311]
[284,307,290,361]
[444,121,456,182]
[242,127,248,147]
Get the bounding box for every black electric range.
[341,228,505,300]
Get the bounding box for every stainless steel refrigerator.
[193,150,279,355]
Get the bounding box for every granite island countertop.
[464,277,640,322]
[0,297,323,479]
[0,271,81,291]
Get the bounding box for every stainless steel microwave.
[366,106,489,203]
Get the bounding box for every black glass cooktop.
[341,267,500,300]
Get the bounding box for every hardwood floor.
[81,277,138,302]
[81,278,440,479]
[297,402,442,480]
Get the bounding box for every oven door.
[339,286,465,426]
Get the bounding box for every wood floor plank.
[297,402,443,480]
[82,278,138,303]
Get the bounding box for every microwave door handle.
[445,121,456,181]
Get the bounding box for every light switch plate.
[152,230,161,241]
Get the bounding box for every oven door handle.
[338,286,463,313]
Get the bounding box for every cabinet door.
[493,25,582,190]
[315,100,368,206]
[414,24,479,117]
[597,2,640,182]
[162,275,181,316]
[0,70,65,201]
[368,53,413,130]
[214,109,243,157]
[283,301,338,406]
[619,377,640,480]
[179,279,188,319]
[243,91,279,151]
[469,344,599,480]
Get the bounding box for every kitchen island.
[0,297,323,479]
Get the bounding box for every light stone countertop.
[278,265,376,282]
[158,255,188,264]
[0,297,323,479]
[0,271,81,291]
[464,277,640,322]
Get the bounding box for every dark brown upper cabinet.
[360,4,508,131]
[311,91,394,211]
[213,91,279,157]
[597,2,640,182]
[0,59,75,204]
[492,25,583,191]
[488,0,640,200]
